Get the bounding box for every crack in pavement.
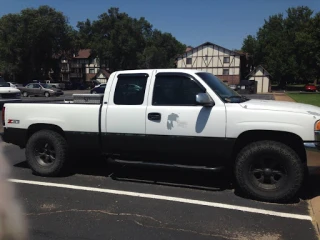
[27,209,162,224]
[26,209,282,240]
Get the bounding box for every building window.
[223,69,229,75]
[89,68,95,74]
[186,58,192,65]
[223,57,230,63]
[114,75,148,105]
[152,74,205,106]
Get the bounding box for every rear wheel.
[92,91,97,94]
[44,92,50,97]
[26,130,69,177]
[22,92,28,97]
[234,140,304,203]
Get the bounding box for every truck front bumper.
[304,142,320,154]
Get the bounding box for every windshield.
[196,72,249,103]
[0,82,10,87]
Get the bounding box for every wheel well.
[233,130,306,163]
[27,124,65,140]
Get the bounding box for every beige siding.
[255,69,264,76]
[96,73,107,83]
[249,75,270,93]
[85,59,100,74]
[176,44,241,79]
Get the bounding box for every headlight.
[315,120,320,131]
[315,120,320,142]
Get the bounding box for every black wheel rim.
[249,157,287,190]
[34,141,56,166]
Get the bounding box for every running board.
[107,158,225,172]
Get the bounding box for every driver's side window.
[152,74,205,106]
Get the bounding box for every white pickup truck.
[1,69,320,202]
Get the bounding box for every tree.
[0,5,76,82]
[241,6,319,86]
[77,7,186,71]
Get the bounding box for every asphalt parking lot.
[1,93,320,240]
[1,141,319,240]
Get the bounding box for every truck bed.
[3,102,102,150]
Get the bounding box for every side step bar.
[107,158,225,172]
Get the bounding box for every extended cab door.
[102,70,154,156]
[145,71,229,167]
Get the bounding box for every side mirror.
[196,93,215,107]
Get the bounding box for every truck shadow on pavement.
[8,148,316,204]
[13,157,234,192]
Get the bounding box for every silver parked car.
[18,83,64,97]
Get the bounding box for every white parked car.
[1,69,319,203]
[0,81,21,106]
[7,82,19,88]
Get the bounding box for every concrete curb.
[310,197,320,239]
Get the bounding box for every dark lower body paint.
[1,127,236,167]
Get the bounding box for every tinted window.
[0,82,10,87]
[152,74,204,106]
[114,75,148,105]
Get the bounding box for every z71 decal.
[8,119,20,124]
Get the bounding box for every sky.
[0,0,320,50]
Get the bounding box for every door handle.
[148,112,161,121]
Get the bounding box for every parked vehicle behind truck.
[2,69,320,203]
[18,83,63,97]
[0,81,22,107]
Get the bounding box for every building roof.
[95,69,111,79]
[185,46,193,52]
[74,49,92,59]
[246,65,271,78]
[181,42,244,57]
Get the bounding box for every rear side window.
[114,74,148,105]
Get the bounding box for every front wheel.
[234,140,304,203]
[26,130,69,177]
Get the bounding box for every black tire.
[26,130,69,177]
[234,140,304,203]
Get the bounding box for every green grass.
[287,93,320,107]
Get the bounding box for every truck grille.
[1,93,18,99]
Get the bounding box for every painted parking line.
[9,178,312,221]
